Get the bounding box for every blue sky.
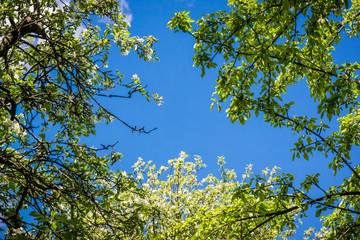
[98,0,298,173]
[88,0,357,237]
[96,0,349,181]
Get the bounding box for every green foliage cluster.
[0,0,159,238]
[126,152,295,239]
[168,0,360,238]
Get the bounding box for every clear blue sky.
[87,0,358,237]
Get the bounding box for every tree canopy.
[0,0,160,238]
[128,152,295,239]
[169,0,360,238]
[2,0,360,239]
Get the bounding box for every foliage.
[0,0,160,238]
[169,0,360,238]
[127,152,296,239]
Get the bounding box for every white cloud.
[118,0,133,24]
[176,0,195,7]
[74,24,86,38]
[56,0,70,9]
